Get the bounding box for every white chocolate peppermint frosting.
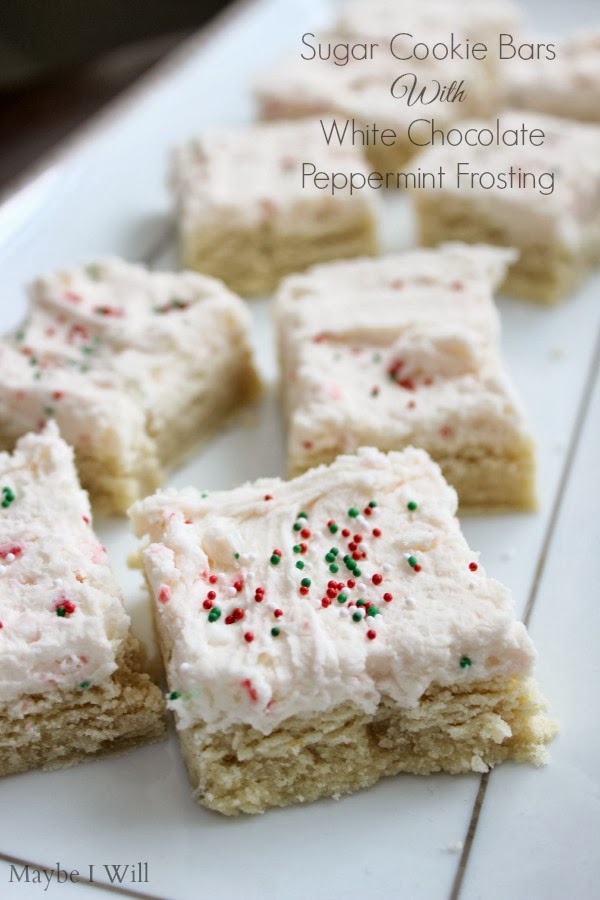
[170,118,378,235]
[0,424,130,705]
[0,258,253,474]
[506,30,600,124]
[274,244,531,467]
[414,111,600,250]
[130,447,535,735]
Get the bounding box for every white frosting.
[274,244,531,465]
[0,258,253,470]
[506,30,600,123]
[0,424,130,705]
[130,447,536,736]
[170,119,379,235]
[414,111,600,250]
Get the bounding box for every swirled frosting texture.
[131,447,535,735]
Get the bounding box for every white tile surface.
[0,1,598,899]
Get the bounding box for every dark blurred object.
[0,0,233,87]
[0,0,233,191]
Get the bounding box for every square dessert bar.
[0,425,165,777]
[0,258,260,514]
[412,112,600,303]
[275,243,535,511]
[505,30,600,124]
[170,119,379,297]
[130,447,555,815]
[254,0,519,171]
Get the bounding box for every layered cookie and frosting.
[275,243,535,510]
[131,447,555,815]
[0,258,260,513]
[170,119,379,296]
[0,424,165,777]
[412,111,600,302]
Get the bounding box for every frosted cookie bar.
[506,30,600,124]
[412,112,600,303]
[0,258,260,514]
[170,120,379,297]
[130,447,555,815]
[0,425,165,777]
[275,243,535,510]
[255,53,493,173]
[254,0,519,171]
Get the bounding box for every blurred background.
[0,0,233,190]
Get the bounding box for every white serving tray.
[0,1,598,898]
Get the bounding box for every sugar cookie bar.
[254,0,520,170]
[505,30,600,124]
[0,425,165,777]
[170,119,379,297]
[0,258,260,514]
[275,243,535,510]
[130,447,555,815]
[412,112,600,303]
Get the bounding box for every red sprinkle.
[158,586,171,604]
[274,609,284,618]
[0,544,23,560]
[367,630,377,640]
[363,507,372,516]
[373,528,382,537]
[300,528,311,540]
[225,614,235,625]
[299,586,309,596]
[321,598,332,607]
[264,494,273,501]
[414,564,422,573]
[202,599,213,610]
[53,390,64,400]
[372,574,383,586]
[469,562,479,572]
[347,579,356,589]
[327,587,337,599]
[244,632,254,643]
[209,575,218,584]
[342,529,351,538]
[241,678,258,702]
[273,548,283,558]
[383,592,393,602]
[233,579,244,593]
[233,608,244,621]
[354,535,362,543]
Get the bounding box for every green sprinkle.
[337,593,347,603]
[200,492,208,498]
[372,352,382,363]
[43,405,55,417]
[79,681,91,690]
[352,611,362,622]
[293,522,302,531]
[85,263,103,281]
[270,554,281,565]
[356,599,366,607]
[325,553,335,563]
[81,345,94,356]
[329,523,339,534]
[368,501,377,508]
[15,330,25,342]
[169,691,181,701]
[348,507,359,518]
[1,487,15,508]
[354,568,362,577]
[407,501,418,511]
[234,552,240,559]
[33,371,42,380]
[407,555,417,568]
[293,544,302,553]
[271,627,280,637]
[208,608,221,622]
[301,577,311,588]
[460,656,472,669]
[329,564,339,574]
[298,512,308,519]
[56,606,66,617]
[367,605,379,617]
[295,560,305,569]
